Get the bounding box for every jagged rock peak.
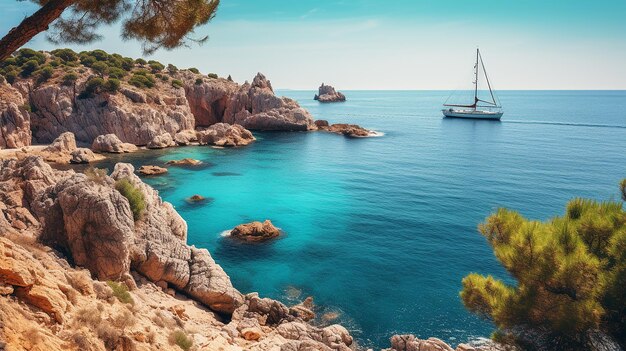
[251,72,273,92]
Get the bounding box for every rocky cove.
[0,49,503,350]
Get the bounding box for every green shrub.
[121,57,135,71]
[106,281,133,304]
[169,330,192,351]
[20,59,39,77]
[227,74,233,82]
[207,73,218,79]
[5,71,17,84]
[160,75,169,82]
[51,48,78,62]
[1,57,17,68]
[0,75,4,84]
[171,79,183,88]
[107,67,127,79]
[89,49,109,62]
[80,55,96,67]
[91,61,108,77]
[167,63,178,74]
[194,78,203,85]
[128,72,155,89]
[78,77,105,99]
[36,65,54,83]
[21,104,32,112]
[49,59,62,67]
[16,48,46,65]
[148,60,164,73]
[461,183,626,347]
[134,58,147,65]
[62,73,78,86]
[188,67,199,74]
[115,178,146,220]
[104,78,120,93]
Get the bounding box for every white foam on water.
[219,229,233,237]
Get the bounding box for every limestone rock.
[314,83,346,103]
[91,134,137,153]
[182,73,239,127]
[138,165,168,176]
[314,120,329,128]
[146,133,175,149]
[174,129,198,145]
[230,220,280,242]
[223,73,315,131]
[388,335,454,351]
[196,123,255,147]
[166,158,202,166]
[0,84,31,149]
[289,296,315,322]
[69,148,96,164]
[320,123,373,137]
[44,132,77,154]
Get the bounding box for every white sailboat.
[442,48,503,120]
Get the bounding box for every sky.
[1,0,626,90]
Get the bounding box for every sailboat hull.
[442,109,503,120]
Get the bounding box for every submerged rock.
[91,134,138,153]
[166,158,202,166]
[138,165,168,175]
[197,123,255,147]
[230,220,281,242]
[186,194,208,204]
[314,83,346,103]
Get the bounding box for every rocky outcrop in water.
[314,83,346,103]
[196,122,256,147]
[0,84,31,149]
[223,73,315,131]
[230,219,281,242]
[318,123,374,137]
[138,165,167,175]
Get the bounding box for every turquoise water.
[96,91,626,348]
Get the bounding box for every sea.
[95,90,626,349]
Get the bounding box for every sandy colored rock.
[319,123,373,137]
[138,165,168,175]
[165,158,202,166]
[146,133,174,149]
[196,123,256,147]
[0,84,31,149]
[230,220,281,242]
[314,83,346,103]
[69,148,97,164]
[174,129,198,145]
[92,134,138,153]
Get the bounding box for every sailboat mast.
[478,50,497,106]
[474,48,479,110]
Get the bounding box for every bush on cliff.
[106,281,133,304]
[51,48,78,62]
[169,330,193,351]
[207,73,218,79]
[104,78,120,93]
[107,67,127,79]
[91,61,109,77]
[20,59,39,77]
[171,79,183,88]
[188,67,199,74]
[129,70,156,89]
[148,60,164,73]
[115,178,146,221]
[194,78,203,85]
[61,72,78,86]
[461,181,626,348]
[36,65,54,83]
[78,77,105,99]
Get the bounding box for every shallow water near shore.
[94,90,626,348]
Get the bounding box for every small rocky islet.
[314,83,346,103]
[0,49,501,351]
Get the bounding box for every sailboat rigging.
[442,48,503,120]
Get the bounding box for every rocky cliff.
[0,49,315,149]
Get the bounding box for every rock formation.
[230,220,281,242]
[138,165,168,176]
[146,132,175,149]
[196,123,256,147]
[173,129,197,145]
[165,158,202,166]
[314,83,346,103]
[0,84,31,149]
[91,134,138,153]
[318,123,374,137]
[222,73,315,131]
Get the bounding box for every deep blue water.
[96,90,626,349]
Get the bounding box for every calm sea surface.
[97,90,626,348]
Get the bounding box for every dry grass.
[65,270,93,295]
[169,330,193,351]
[111,309,136,330]
[74,306,102,327]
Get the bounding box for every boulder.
[91,134,137,153]
[0,84,31,149]
[174,129,197,145]
[314,119,329,128]
[289,297,315,321]
[146,133,175,149]
[230,220,281,242]
[314,83,346,103]
[388,335,454,351]
[322,123,373,137]
[138,165,168,176]
[69,148,96,164]
[196,123,255,147]
[43,132,77,154]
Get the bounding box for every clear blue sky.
[2,0,626,89]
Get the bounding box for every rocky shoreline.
[0,49,491,350]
